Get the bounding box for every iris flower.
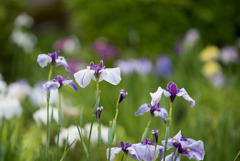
[74,60,121,88]
[153,82,195,107]
[43,75,78,92]
[107,141,138,161]
[37,51,70,72]
[162,130,205,161]
[135,87,168,124]
[107,139,164,161]
[133,138,164,161]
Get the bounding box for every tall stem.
[233,149,240,161]
[56,89,62,159]
[163,102,173,161]
[108,93,121,161]
[46,65,53,157]
[87,80,100,161]
[141,116,152,141]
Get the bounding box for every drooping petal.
[62,80,78,91]
[164,152,180,161]
[37,54,52,68]
[127,146,138,160]
[106,147,122,161]
[74,69,95,88]
[184,141,205,160]
[56,56,70,72]
[135,104,151,116]
[153,107,168,124]
[133,143,147,160]
[176,88,195,107]
[150,87,164,106]
[42,81,60,92]
[99,67,121,85]
[156,145,164,161]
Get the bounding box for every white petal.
[150,87,164,106]
[55,56,70,72]
[163,90,171,97]
[106,147,122,161]
[99,67,121,85]
[74,69,95,88]
[42,81,60,92]
[177,88,195,107]
[37,54,52,68]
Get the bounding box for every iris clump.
[107,140,164,161]
[162,131,205,161]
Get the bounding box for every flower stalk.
[87,80,100,161]
[46,65,53,157]
[163,102,173,161]
[56,89,62,159]
[141,116,152,141]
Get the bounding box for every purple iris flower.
[74,60,121,88]
[107,140,164,161]
[132,138,164,161]
[119,89,128,104]
[153,82,195,107]
[155,55,173,77]
[135,87,168,124]
[162,130,205,161]
[107,141,138,161]
[37,51,70,72]
[43,75,78,92]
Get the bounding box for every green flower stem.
[56,89,62,159]
[108,92,122,161]
[141,115,152,141]
[87,80,100,161]
[46,65,53,157]
[173,147,179,161]
[163,102,173,161]
[97,122,102,159]
[233,149,240,161]
[152,144,157,161]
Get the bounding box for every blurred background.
[0,0,239,160]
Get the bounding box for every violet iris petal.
[43,75,78,92]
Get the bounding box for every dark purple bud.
[167,81,179,102]
[119,89,128,105]
[96,106,104,120]
[151,129,159,144]
[119,141,132,154]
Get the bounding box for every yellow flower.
[202,61,221,78]
[200,45,220,62]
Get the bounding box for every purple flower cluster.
[91,38,119,60]
[107,140,164,161]
[162,131,205,161]
[115,57,173,77]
